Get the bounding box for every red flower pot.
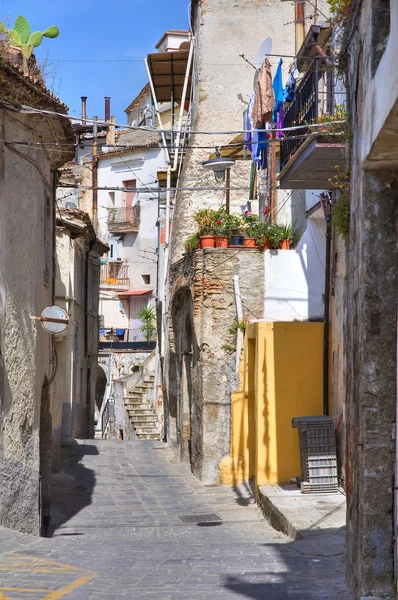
[263,237,273,250]
[200,236,216,248]
[244,238,257,248]
[280,239,291,250]
[215,236,229,248]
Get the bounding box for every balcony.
[100,259,129,288]
[107,206,140,234]
[278,59,346,190]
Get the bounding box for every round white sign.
[40,305,69,335]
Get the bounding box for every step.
[125,404,152,411]
[134,426,160,434]
[125,392,145,399]
[130,417,158,425]
[129,412,157,419]
[136,433,161,440]
[133,385,152,392]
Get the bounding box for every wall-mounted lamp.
[202,149,235,183]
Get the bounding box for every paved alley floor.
[0,440,349,599]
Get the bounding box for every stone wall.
[167,248,265,482]
[343,0,398,596]
[0,110,54,534]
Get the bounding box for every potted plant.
[268,223,284,249]
[224,213,243,246]
[256,222,273,249]
[242,214,260,248]
[279,223,294,249]
[214,206,229,248]
[193,208,217,248]
[184,233,200,253]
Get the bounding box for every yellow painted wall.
[219,321,324,488]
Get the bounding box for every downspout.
[92,116,98,233]
[322,197,332,416]
[146,39,194,442]
[395,311,398,586]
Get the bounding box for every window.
[109,191,115,206]
[142,274,151,285]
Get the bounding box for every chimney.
[104,97,111,122]
[81,96,87,125]
[106,116,116,146]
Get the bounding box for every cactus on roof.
[0,15,59,60]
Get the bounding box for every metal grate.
[179,513,221,524]
[292,416,338,494]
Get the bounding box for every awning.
[146,48,192,103]
[209,134,252,161]
[296,25,332,72]
[118,289,153,297]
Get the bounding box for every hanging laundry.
[284,60,300,102]
[252,58,275,128]
[245,92,255,151]
[272,58,284,122]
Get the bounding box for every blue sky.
[1,0,190,122]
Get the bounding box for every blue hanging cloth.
[272,58,284,122]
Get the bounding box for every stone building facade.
[342,1,397,597]
[0,54,75,534]
[167,249,265,482]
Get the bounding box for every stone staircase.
[124,375,161,440]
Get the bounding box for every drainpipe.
[322,196,332,416]
[295,0,305,54]
[395,315,398,585]
[92,116,98,233]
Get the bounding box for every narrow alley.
[0,440,347,600]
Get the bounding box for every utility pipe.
[92,116,98,232]
[295,1,305,54]
[158,38,195,361]
[395,313,398,585]
[322,196,332,416]
[234,276,244,374]
[144,58,170,164]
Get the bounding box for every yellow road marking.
[42,575,96,599]
[0,554,97,599]
[0,587,49,592]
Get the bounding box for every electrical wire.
[0,99,345,136]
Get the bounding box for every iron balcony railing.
[107,205,140,233]
[280,59,324,170]
[100,259,129,287]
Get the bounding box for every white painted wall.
[264,217,326,321]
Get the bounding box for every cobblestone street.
[0,440,348,599]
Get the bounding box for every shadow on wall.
[95,365,107,412]
[46,440,98,537]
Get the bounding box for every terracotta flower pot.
[215,236,229,248]
[244,238,257,248]
[200,236,216,249]
[280,239,291,250]
[263,237,273,250]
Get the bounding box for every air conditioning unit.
[116,258,123,263]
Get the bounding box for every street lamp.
[202,149,235,183]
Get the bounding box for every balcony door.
[123,179,136,223]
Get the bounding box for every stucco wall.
[0,109,53,534]
[264,218,326,321]
[344,1,398,596]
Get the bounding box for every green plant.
[193,208,217,236]
[221,343,236,353]
[255,222,271,245]
[310,105,352,143]
[0,15,59,71]
[184,233,200,253]
[137,305,156,342]
[327,0,352,29]
[332,193,350,240]
[279,223,294,242]
[229,320,247,336]
[242,214,260,238]
[268,224,284,248]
